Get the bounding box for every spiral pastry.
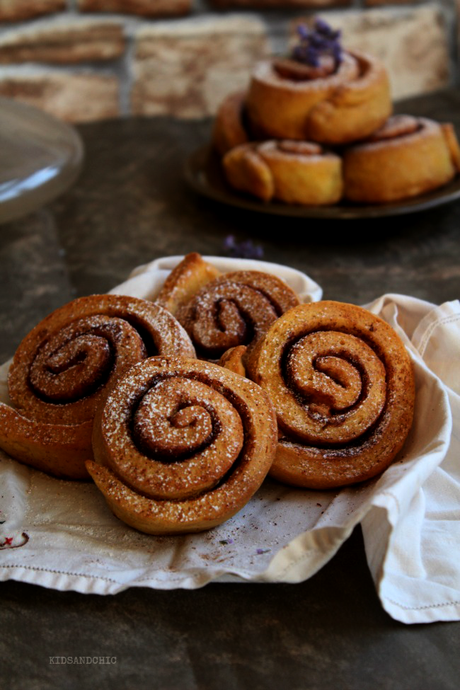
[86,357,278,534]
[0,294,195,479]
[212,90,251,157]
[250,301,415,489]
[245,50,391,145]
[174,270,300,370]
[223,140,343,205]
[155,252,222,317]
[343,115,460,203]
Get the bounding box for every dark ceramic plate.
[184,144,460,219]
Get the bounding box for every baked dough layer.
[87,356,278,534]
[223,140,343,205]
[212,90,250,157]
[0,295,195,478]
[344,115,460,203]
[246,51,391,144]
[249,301,415,489]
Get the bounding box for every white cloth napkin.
[361,295,460,623]
[0,257,459,625]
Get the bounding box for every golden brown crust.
[260,140,343,205]
[87,356,278,534]
[0,294,195,479]
[245,50,391,145]
[249,300,415,489]
[304,51,392,144]
[155,252,222,316]
[343,115,458,203]
[175,269,301,364]
[441,122,460,173]
[223,140,343,205]
[0,407,92,480]
[223,143,275,202]
[218,345,248,377]
[211,90,250,157]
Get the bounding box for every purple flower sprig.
[292,19,343,69]
[223,235,264,260]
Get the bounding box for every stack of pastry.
[0,294,196,479]
[154,254,415,490]
[0,253,416,534]
[212,19,460,205]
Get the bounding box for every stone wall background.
[0,0,457,123]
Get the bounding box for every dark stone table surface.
[1,89,460,690]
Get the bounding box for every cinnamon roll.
[343,115,460,203]
[86,357,278,534]
[223,140,343,205]
[245,22,391,145]
[250,301,415,489]
[212,90,251,157]
[0,295,195,479]
[155,252,221,317]
[174,269,300,372]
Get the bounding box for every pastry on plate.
[223,139,343,205]
[86,357,278,534]
[343,115,460,203]
[245,20,392,145]
[0,295,195,479]
[249,300,415,489]
[212,90,251,157]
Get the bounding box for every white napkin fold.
[0,257,459,625]
[362,295,460,623]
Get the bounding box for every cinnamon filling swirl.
[87,357,278,534]
[250,301,415,489]
[0,294,195,479]
[273,55,337,81]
